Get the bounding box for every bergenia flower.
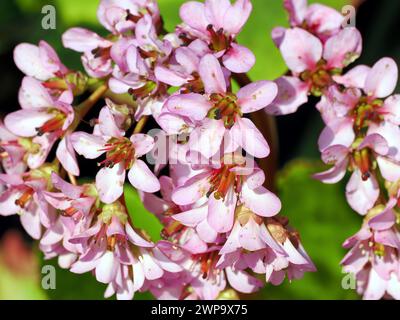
[164,54,277,158]
[14,40,68,81]
[172,154,281,234]
[4,77,78,175]
[62,28,114,79]
[0,166,56,239]
[267,27,362,115]
[0,122,27,174]
[97,0,161,35]
[279,0,345,42]
[178,0,255,73]
[71,105,160,203]
[217,214,316,285]
[342,200,400,300]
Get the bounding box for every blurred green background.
[0,0,399,300]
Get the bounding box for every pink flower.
[140,176,213,254]
[0,169,56,239]
[160,241,263,300]
[217,215,316,286]
[97,0,161,35]
[267,27,362,115]
[43,173,97,221]
[62,28,114,78]
[178,0,255,73]
[0,122,27,174]
[14,41,68,81]
[171,155,281,234]
[164,54,277,158]
[71,105,160,203]
[341,200,400,300]
[279,0,345,43]
[108,36,169,121]
[313,133,397,215]
[4,77,78,174]
[68,202,182,300]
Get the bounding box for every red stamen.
[15,189,34,209]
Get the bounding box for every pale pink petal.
[128,159,160,193]
[95,251,119,284]
[165,94,211,121]
[171,172,211,206]
[204,0,231,30]
[223,43,255,73]
[98,106,125,138]
[225,267,263,294]
[305,4,344,36]
[70,132,106,159]
[222,0,252,35]
[266,76,309,115]
[346,170,379,215]
[132,262,145,291]
[141,251,164,280]
[179,1,209,33]
[56,137,79,176]
[381,94,400,125]
[172,206,208,227]
[126,224,154,248]
[62,27,112,52]
[241,184,281,217]
[333,65,371,89]
[318,119,355,151]
[175,47,200,74]
[154,66,189,87]
[18,77,53,109]
[284,0,307,26]
[14,43,54,80]
[359,134,389,156]
[0,189,22,216]
[20,209,41,240]
[235,117,270,158]
[313,160,348,184]
[365,58,398,99]
[130,134,154,157]
[363,269,387,300]
[238,218,266,251]
[376,156,400,182]
[199,54,227,94]
[190,118,225,158]
[207,188,236,233]
[4,110,53,137]
[96,163,126,204]
[238,81,278,113]
[279,28,322,73]
[324,27,362,69]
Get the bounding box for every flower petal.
[96,163,126,204]
[365,57,398,99]
[238,81,278,113]
[199,54,227,94]
[128,159,160,193]
[223,43,255,73]
[279,28,322,73]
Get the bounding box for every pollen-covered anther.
[36,113,67,137]
[15,188,34,209]
[207,94,242,129]
[98,137,135,170]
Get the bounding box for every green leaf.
[124,185,163,242]
[257,160,360,300]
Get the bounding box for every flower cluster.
[269,0,400,300]
[0,0,316,300]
